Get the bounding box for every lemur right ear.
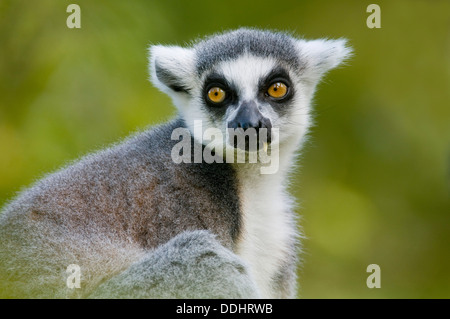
[296,38,352,81]
[149,45,196,94]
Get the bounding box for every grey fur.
[0,119,243,298]
[89,230,259,299]
[194,28,302,75]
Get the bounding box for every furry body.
[0,119,249,298]
[0,28,350,298]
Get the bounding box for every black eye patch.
[202,73,237,108]
[259,67,292,92]
[258,67,295,113]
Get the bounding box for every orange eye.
[267,82,288,99]
[207,87,226,103]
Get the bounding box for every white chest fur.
[234,167,297,298]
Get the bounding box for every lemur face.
[150,28,351,152]
[200,55,293,151]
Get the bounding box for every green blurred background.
[0,0,449,298]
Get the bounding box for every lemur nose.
[227,101,272,146]
[228,101,272,131]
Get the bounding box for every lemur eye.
[267,82,288,99]
[207,87,226,103]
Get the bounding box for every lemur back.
[0,119,245,298]
[0,28,351,298]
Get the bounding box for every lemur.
[0,28,351,298]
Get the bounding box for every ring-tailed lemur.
[0,28,351,298]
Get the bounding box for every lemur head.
[149,28,351,153]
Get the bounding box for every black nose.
[227,101,272,150]
[227,101,271,132]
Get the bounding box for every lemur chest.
[234,176,295,298]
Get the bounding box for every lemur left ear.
[149,45,196,94]
[296,38,352,80]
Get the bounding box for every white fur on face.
[218,54,277,102]
[214,54,312,151]
[149,37,352,151]
[166,53,315,154]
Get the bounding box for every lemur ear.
[296,38,352,80]
[149,45,196,94]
